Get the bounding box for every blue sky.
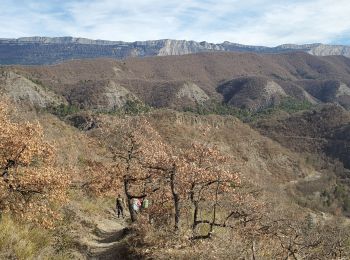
[1,0,349,46]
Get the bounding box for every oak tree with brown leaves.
[0,103,69,228]
[88,117,258,240]
[176,142,241,238]
[91,117,171,222]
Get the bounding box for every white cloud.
[0,0,349,45]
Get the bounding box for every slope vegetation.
[6,52,350,111]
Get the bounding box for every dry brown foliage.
[81,114,350,258]
[0,103,69,228]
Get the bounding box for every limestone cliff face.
[158,39,224,56]
[1,37,350,65]
[307,44,350,57]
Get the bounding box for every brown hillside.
[87,110,314,190]
[254,104,350,169]
[8,52,350,110]
[297,79,350,109]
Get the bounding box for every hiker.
[116,194,125,218]
[132,198,140,213]
[137,198,142,209]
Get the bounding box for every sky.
[1,0,350,46]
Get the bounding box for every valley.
[1,50,350,259]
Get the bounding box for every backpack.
[142,198,149,209]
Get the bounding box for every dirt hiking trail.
[67,203,134,260]
[81,209,130,259]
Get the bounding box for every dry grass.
[68,188,115,215]
[0,215,51,259]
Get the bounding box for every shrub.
[47,104,80,118]
[184,98,313,122]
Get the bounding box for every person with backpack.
[137,198,142,209]
[132,198,140,214]
[116,194,125,218]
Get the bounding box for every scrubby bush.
[47,103,81,118]
[184,98,313,122]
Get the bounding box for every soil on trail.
[72,206,133,260]
[82,212,129,259]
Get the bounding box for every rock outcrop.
[298,80,350,109]
[0,70,65,107]
[218,77,288,111]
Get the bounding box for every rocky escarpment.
[298,80,350,109]
[67,80,137,110]
[158,39,224,55]
[144,81,209,108]
[307,44,350,57]
[218,77,288,111]
[1,37,350,65]
[0,70,65,107]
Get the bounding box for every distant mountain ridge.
[1,37,350,65]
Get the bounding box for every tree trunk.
[209,180,220,237]
[124,144,138,222]
[170,165,180,230]
[192,200,199,231]
[251,240,256,260]
[123,179,137,222]
[190,182,200,234]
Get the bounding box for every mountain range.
[1,36,350,65]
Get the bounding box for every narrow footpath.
[75,207,132,260]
